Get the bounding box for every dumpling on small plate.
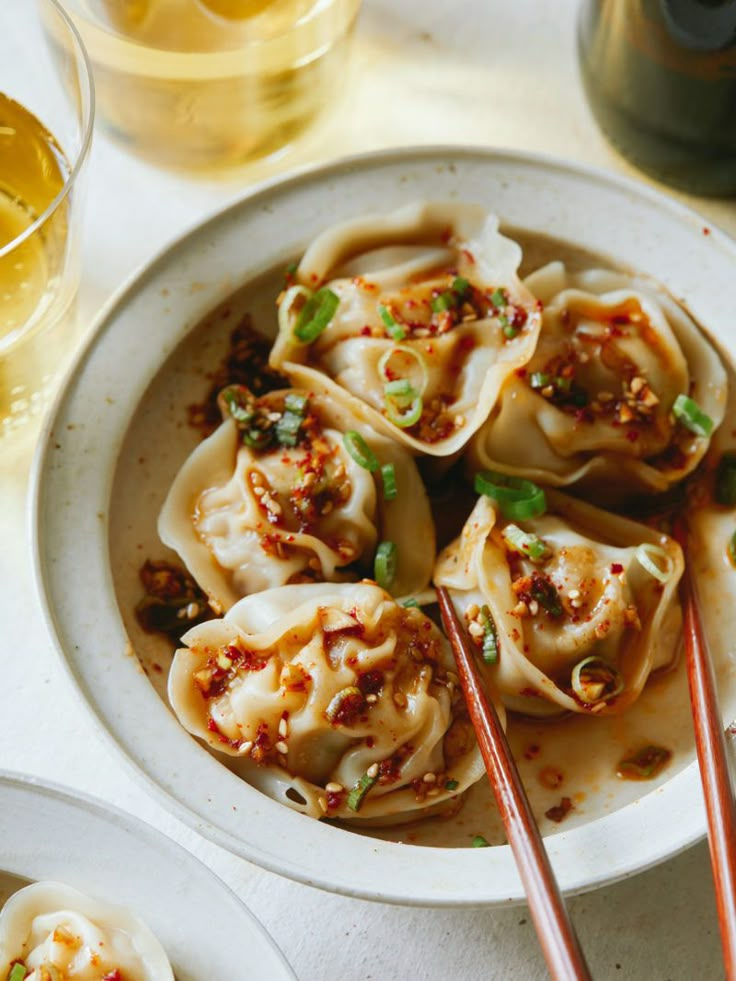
[159,385,434,614]
[270,201,542,457]
[168,581,492,823]
[0,881,173,980]
[434,485,683,718]
[468,262,727,494]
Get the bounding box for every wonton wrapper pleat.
[270,202,542,457]
[0,882,173,981]
[434,491,683,718]
[159,390,434,613]
[169,581,491,823]
[469,263,727,494]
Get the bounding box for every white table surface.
[4,1,736,978]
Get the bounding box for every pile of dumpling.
[158,202,727,824]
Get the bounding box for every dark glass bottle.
[578,0,736,195]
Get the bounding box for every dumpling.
[168,581,490,822]
[469,262,727,493]
[270,201,542,457]
[434,488,683,718]
[159,385,434,613]
[0,882,173,981]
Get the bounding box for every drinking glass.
[0,0,94,440]
[61,0,361,171]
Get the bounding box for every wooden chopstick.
[673,519,736,978]
[436,586,591,981]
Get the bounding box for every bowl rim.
[0,769,295,978]
[32,143,736,907]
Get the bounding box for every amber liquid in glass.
[68,0,359,170]
[0,94,70,435]
[579,0,736,195]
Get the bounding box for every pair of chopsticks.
[438,517,736,980]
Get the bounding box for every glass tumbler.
[0,0,94,441]
[60,0,362,171]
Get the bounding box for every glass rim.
[0,0,95,261]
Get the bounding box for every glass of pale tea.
[60,0,362,171]
[0,0,94,441]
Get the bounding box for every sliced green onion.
[325,686,365,724]
[727,530,736,568]
[478,605,499,664]
[374,541,397,590]
[616,745,672,781]
[9,967,28,981]
[715,452,736,506]
[384,378,416,400]
[571,656,624,704]
[378,345,429,395]
[343,431,379,472]
[386,395,423,429]
[284,392,308,416]
[293,287,340,343]
[490,287,506,309]
[242,426,272,450]
[431,292,453,313]
[452,276,470,297]
[471,834,490,848]
[378,303,405,341]
[529,372,550,390]
[474,470,547,520]
[672,393,714,438]
[275,411,303,447]
[554,375,572,393]
[635,543,674,583]
[530,577,563,617]
[381,462,397,500]
[278,284,311,335]
[221,386,254,424]
[347,770,379,812]
[445,779,459,791]
[502,524,549,562]
[402,598,419,608]
[503,323,518,340]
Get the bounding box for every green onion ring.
[343,431,379,472]
[293,287,340,343]
[672,393,714,438]
[378,303,406,341]
[378,344,428,395]
[501,524,548,562]
[385,395,423,429]
[374,541,397,590]
[571,656,624,704]
[474,470,547,520]
[381,462,397,500]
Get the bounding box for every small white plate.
[0,772,294,980]
[32,146,736,905]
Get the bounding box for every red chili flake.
[365,736,375,748]
[360,325,373,336]
[378,755,403,784]
[515,368,527,378]
[440,227,452,244]
[610,563,624,574]
[523,744,541,761]
[545,797,573,823]
[326,790,345,811]
[329,690,365,726]
[357,670,384,696]
[102,972,123,981]
[461,248,475,264]
[625,429,640,442]
[520,687,540,698]
[512,306,528,328]
[703,227,711,236]
[459,334,476,351]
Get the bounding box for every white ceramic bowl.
[0,772,294,978]
[32,147,736,906]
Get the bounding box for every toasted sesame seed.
[568,589,581,599]
[325,782,344,793]
[253,486,266,497]
[426,787,440,797]
[465,603,480,620]
[541,385,554,398]
[251,472,264,487]
[630,376,646,395]
[577,351,590,363]
[275,740,288,754]
[278,718,288,738]
[512,601,529,618]
[423,772,437,784]
[367,763,379,779]
[618,572,627,584]
[468,621,484,639]
[597,391,614,403]
[321,501,333,515]
[308,557,321,571]
[186,602,200,619]
[366,693,378,704]
[318,796,328,813]
[238,740,253,755]
[334,464,346,480]
[570,598,583,609]
[528,599,539,616]
[393,692,407,708]
[268,500,283,516]
[414,327,430,337]
[454,414,466,427]
[302,471,317,488]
